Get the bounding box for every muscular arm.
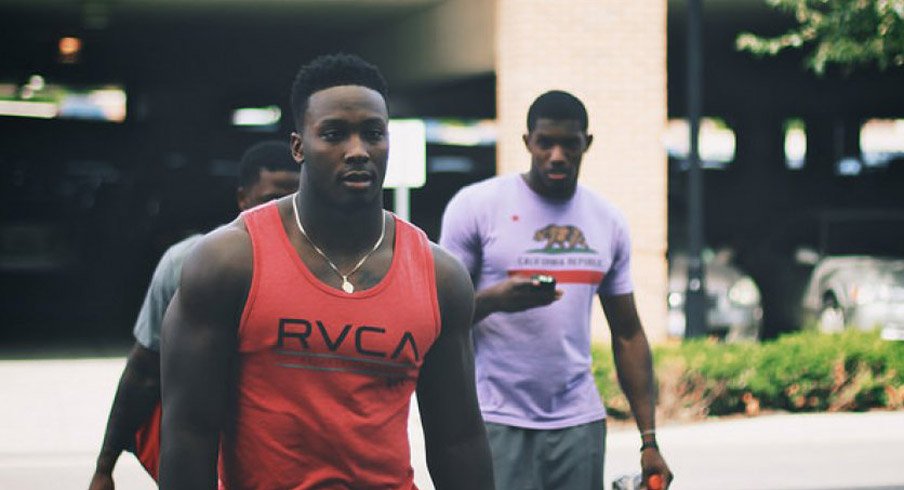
[416,245,494,490]
[159,225,251,490]
[601,292,673,487]
[89,344,160,490]
[90,239,190,489]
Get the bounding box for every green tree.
[737,0,904,75]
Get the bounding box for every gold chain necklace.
[291,193,386,294]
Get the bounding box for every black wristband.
[640,440,659,452]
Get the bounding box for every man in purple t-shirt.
[440,90,672,489]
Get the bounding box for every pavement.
[0,355,902,490]
[605,412,904,490]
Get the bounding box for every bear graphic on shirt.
[531,224,595,253]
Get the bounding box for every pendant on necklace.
[341,278,355,294]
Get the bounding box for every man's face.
[237,168,299,210]
[523,118,592,199]
[290,85,389,209]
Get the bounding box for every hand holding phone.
[532,274,556,292]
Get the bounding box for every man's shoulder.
[429,242,468,276]
[427,242,474,315]
[446,174,518,219]
[160,233,205,266]
[454,174,516,201]
[575,184,628,223]
[171,232,205,251]
[180,219,253,283]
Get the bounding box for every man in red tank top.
[159,54,494,490]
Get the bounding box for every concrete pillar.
[496,0,669,342]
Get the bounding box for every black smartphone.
[532,274,556,292]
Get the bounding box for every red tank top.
[219,202,441,490]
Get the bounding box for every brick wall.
[496,0,669,341]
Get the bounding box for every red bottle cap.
[647,474,663,490]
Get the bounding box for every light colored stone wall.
[496,0,669,342]
[356,0,495,87]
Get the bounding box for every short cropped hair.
[526,90,589,132]
[238,140,297,187]
[290,53,389,131]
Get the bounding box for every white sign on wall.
[385,119,426,189]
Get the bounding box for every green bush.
[592,330,904,420]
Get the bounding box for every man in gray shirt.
[88,140,299,490]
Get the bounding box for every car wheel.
[817,296,845,334]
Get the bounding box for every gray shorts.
[486,419,607,490]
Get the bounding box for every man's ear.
[585,133,594,151]
[522,132,531,150]
[236,186,250,211]
[290,132,304,164]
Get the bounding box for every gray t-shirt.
[133,234,204,351]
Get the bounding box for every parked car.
[800,254,904,340]
[668,248,763,341]
[745,208,904,338]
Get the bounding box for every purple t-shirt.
[440,173,634,429]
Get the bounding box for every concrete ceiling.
[0,0,445,30]
[668,0,770,16]
[5,0,772,28]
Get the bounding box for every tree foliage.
[737,0,904,75]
